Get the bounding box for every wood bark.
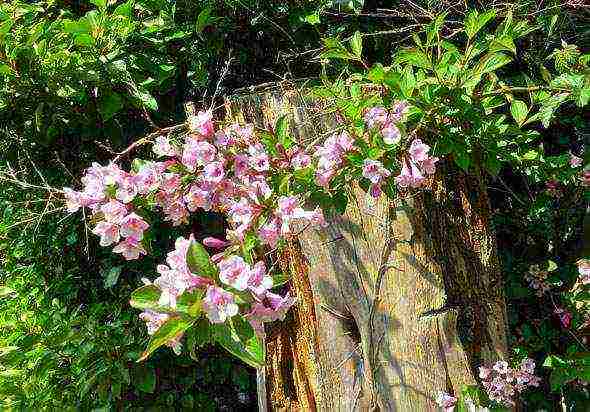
[225,84,508,411]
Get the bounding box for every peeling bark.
[225,85,508,411]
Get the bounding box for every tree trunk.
[225,84,508,411]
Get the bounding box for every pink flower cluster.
[63,162,152,260]
[65,106,443,355]
[479,358,540,407]
[362,159,391,197]
[363,101,408,145]
[577,259,590,284]
[435,391,457,411]
[395,138,439,188]
[314,131,355,188]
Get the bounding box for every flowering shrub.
[62,8,590,410]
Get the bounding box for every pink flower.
[202,237,230,249]
[119,213,149,239]
[218,255,251,291]
[362,159,391,185]
[115,172,138,203]
[233,154,250,177]
[193,141,217,165]
[184,184,212,212]
[100,199,128,223]
[202,285,239,323]
[390,100,409,121]
[182,140,216,170]
[381,122,401,145]
[370,184,382,198]
[493,360,509,374]
[112,236,146,260]
[395,160,425,188]
[555,307,572,328]
[203,161,225,184]
[229,198,254,229]
[154,264,190,308]
[264,291,295,320]
[364,107,388,129]
[63,188,82,213]
[409,138,431,162]
[290,150,311,169]
[92,221,120,246]
[570,154,583,168]
[435,391,457,412]
[135,162,160,194]
[315,166,336,188]
[248,143,270,172]
[153,135,177,157]
[420,156,439,175]
[259,217,281,247]
[248,261,273,296]
[577,259,590,284]
[245,291,296,335]
[188,110,214,137]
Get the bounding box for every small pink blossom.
[480,359,540,407]
[92,221,120,246]
[577,259,590,284]
[184,184,212,212]
[395,160,425,188]
[364,107,389,129]
[63,188,83,213]
[119,213,149,239]
[570,154,583,168]
[248,143,270,172]
[259,217,281,247]
[153,135,177,157]
[409,139,431,162]
[188,110,214,137]
[362,159,391,185]
[381,122,401,145]
[202,285,239,323]
[218,255,251,291]
[248,261,273,296]
[112,236,146,260]
[100,199,128,223]
[135,162,160,194]
[203,237,230,249]
[435,391,457,412]
[233,154,250,177]
[290,150,311,169]
[115,172,138,203]
[203,161,225,184]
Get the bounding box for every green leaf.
[132,364,156,393]
[0,286,16,298]
[113,0,134,17]
[138,317,194,361]
[489,35,516,54]
[275,115,293,149]
[74,33,94,47]
[394,48,431,69]
[130,285,161,310]
[213,318,264,369]
[186,240,217,278]
[350,31,363,59]
[475,52,512,75]
[464,9,496,39]
[98,92,123,121]
[454,150,471,171]
[196,6,213,33]
[186,318,214,360]
[271,273,289,288]
[510,99,528,126]
[89,0,107,9]
[102,265,122,288]
[130,86,158,111]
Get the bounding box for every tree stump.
[225,84,508,411]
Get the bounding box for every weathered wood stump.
[225,84,508,411]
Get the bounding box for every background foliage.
[0,0,588,410]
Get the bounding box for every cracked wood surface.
[225,85,508,411]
